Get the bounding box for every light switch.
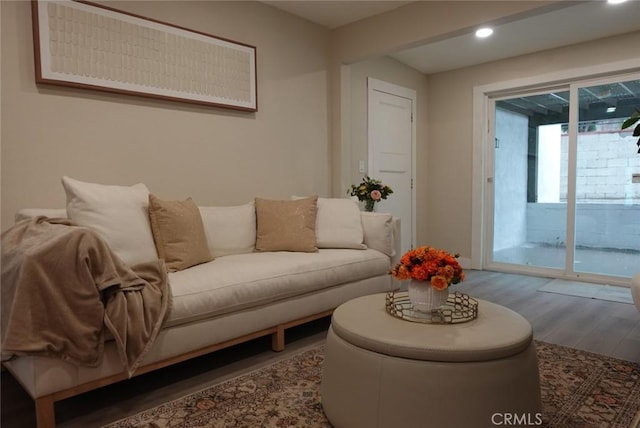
[359,160,365,173]
[632,173,640,184]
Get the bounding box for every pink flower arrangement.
[348,176,393,212]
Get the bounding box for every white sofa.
[2,177,400,428]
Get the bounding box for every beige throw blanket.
[1,217,171,377]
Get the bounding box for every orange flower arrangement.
[390,246,465,290]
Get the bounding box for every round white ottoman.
[321,293,542,428]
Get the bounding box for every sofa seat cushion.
[165,249,390,327]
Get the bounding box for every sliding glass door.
[573,80,640,277]
[488,75,640,282]
[491,89,570,270]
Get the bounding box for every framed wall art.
[31,0,258,111]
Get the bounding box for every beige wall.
[346,57,429,244]
[328,0,566,257]
[3,0,638,262]
[1,1,330,231]
[426,31,640,258]
[327,0,638,261]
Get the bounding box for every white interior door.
[368,78,416,253]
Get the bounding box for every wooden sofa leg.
[272,325,285,352]
[35,395,56,428]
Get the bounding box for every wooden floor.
[2,270,639,427]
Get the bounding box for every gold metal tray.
[385,290,478,324]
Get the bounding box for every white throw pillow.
[360,212,395,257]
[61,176,158,266]
[199,203,256,258]
[293,197,366,249]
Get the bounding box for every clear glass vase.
[364,199,375,212]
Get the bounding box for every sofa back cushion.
[61,176,158,266]
[148,194,213,272]
[199,203,256,258]
[255,197,318,252]
[293,197,366,249]
[15,208,68,223]
[360,212,395,257]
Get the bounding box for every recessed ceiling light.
[475,27,494,38]
[607,0,627,4]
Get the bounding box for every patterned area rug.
[104,341,640,428]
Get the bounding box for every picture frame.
[31,0,258,111]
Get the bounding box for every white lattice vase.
[407,280,449,312]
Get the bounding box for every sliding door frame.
[471,59,640,287]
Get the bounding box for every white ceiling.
[263,1,413,29]
[264,1,640,74]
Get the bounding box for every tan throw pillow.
[148,194,213,272]
[255,196,318,252]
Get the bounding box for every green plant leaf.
[622,116,640,130]
[622,110,640,129]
